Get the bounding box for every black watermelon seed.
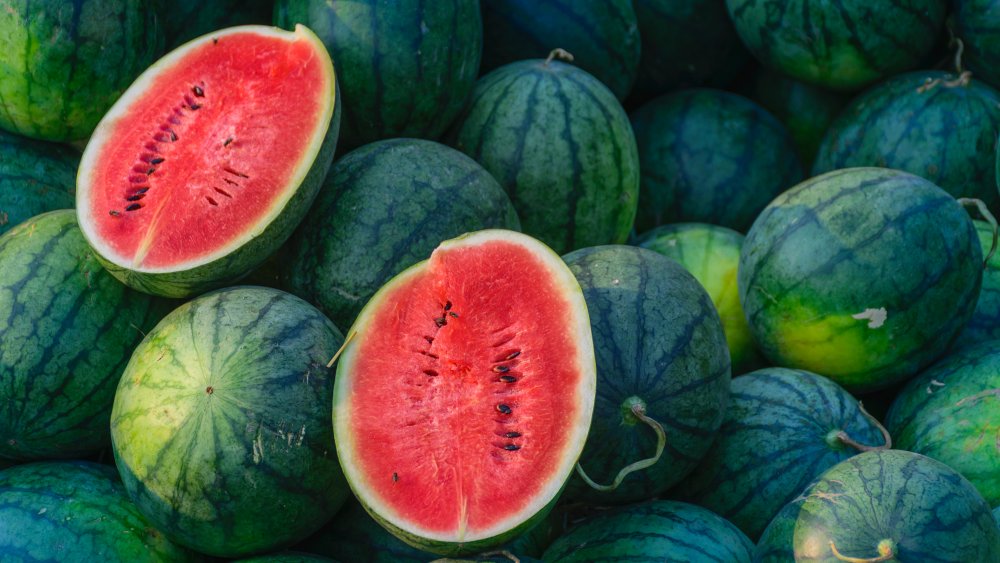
[504,431,521,438]
[504,444,520,451]
[496,404,512,414]
[193,85,204,97]
[125,203,142,212]
[500,375,516,383]
[493,365,509,373]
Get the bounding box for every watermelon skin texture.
[630,89,803,233]
[282,138,520,332]
[479,0,640,100]
[542,500,753,562]
[274,0,482,152]
[726,0,947,91]
[158,0,273,49]
[0,0,164,142]
[110,287,350,557]
[960,220,1000,344]
[562,245,730,504]
[813,71,1000,211]
[451,60,639,255]
[755,450,1000,562]
[739,168,982,393]
[886,341,1000,506]
[0,129,78,235]
[0,210,169,461]
[954,0,1000,89]
[235,554,337,563]
[676,368,885,541]
[0,461,198,561]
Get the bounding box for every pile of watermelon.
[3,0,1000,561]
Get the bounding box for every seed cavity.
[223,166,249,178]
[205,196,218,206]
[423,369,438,377]
[496,404,512,415]
[193,85,204,97]
[424,336,434,344]
[214,187,232,198]
[434,317,447,327]
[190,103,202,110]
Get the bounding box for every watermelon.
[0,461,197,561]
[479,0,640,100]
[755,450,1000,562]
[451,58,639,255]
[333,230,595,555]
[886,340,1000,506]
[961,220,1000,344]
[0,210,167,461]
[739,167,982,392]
[635,223,763,375]
[76,24,339,298]
[158,0,273,49]
[677,368,888,541]
[236,554,336,563]
[110,286,349,557]
[542,500,753,562]
[726,0,947,91]
[275,0,481,151]
[629,89,803,233]
[813,70,1000,210]
[282,138,520,332]
[0,0,164,142]
[562,245,730,504]
[0,130,78,234]
[954,0,1000,89]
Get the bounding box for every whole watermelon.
[961,220,1000,344]
[110,287,350,557]
[274,0,482,151]
[0,0,164,141]
[813,70,1000,210]
[0,210,168,461]
[954,0,1000,89]
[0,130,78,235]
[739,168,982,392]
[562,245,730,504]
[755,450,1000,562]
[158,0,272,49]
[630,89,803,233]
[451,59,639,255]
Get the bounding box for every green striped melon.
[0,0,164,142]
[110,286,349,557]
[0,130,78,235]
[282,138,520,332]
[954,1,1000,89]
[562,245,730,504]
[0,210,168,461]
[739,168,982,392]
[275,0,481,151]
[451,58,639,255]
[159,0,272,49]
[961,219,1000,344]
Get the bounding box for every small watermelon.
[76,25,339,298]
[755,450,1000,561]
[110,287,349,557]
[813,70,1000,210]
[451,58,639,255]
[961,220,1000,344]
[677,368,888,540]
[275,0,481,151]
[636,223,763,374]
[630,89,803,233]
[0,129,78,235]
[282,138,520,332]
[887,341,1000,506]
[726,0,947,90]
[0,0,164,142]
[562,245,730,504]
[333,230,596,555]
[954,0,1000,89]
[739,168,982,392]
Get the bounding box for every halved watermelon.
[333,230,596,556]
[76,24,338,298]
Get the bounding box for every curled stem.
[545,48,574,65]
[575,403,666,492]
[958,197,999,268]
[837,401,892,452]
[829,539,895,562]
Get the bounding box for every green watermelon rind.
[0,130,79,235]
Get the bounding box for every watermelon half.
[76,24,338,298]
[333,230,596,556]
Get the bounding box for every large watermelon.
[739,168,982,392]
[542,500,753,562]
[813,70,1000,210]
[282,138,520,332]
[76,24,339,298]
[630,89,803,233]
[0,461,197,561]
[0,0,164,142]
[755,450,1000,561]
[954,0,1000,89]
[726,0,948,90]
[275,0,481,151]
[677,368,888,540]
[562,245,730,504]
[0,130,78,235]
[333,230,595,555]
[886,341,1000,506]
[451,58,639,255]
[0,210,167,461]
[158,0,273,49]
[961,219,1000,344]
[110,286,349,557]
[479,0,640,100]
